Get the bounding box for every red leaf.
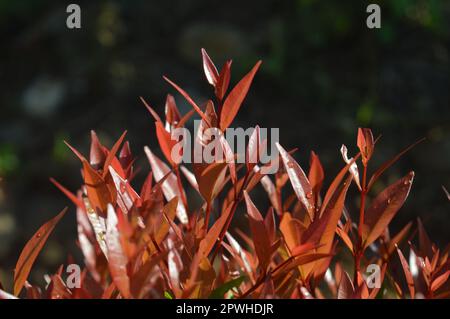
[219,61,261,130]
[163,76,211,126]
[14,208,67,296]
[140,96,163,123]
[308,151,324,201]
[201,48,219,86]
[106,204,130,298]
[431,271,450,292]
[144,146,188,224]
[50,178,83,209]
[357,128,374,166]
[244,191,272,271]
[155,121,179,166]
[303,174,353,255]
[82,160,113,215]
[362,172,414,249]
[89,130,107,168]
[337,271,355,299]
[165,94,181,127]
[246,125,260,171]
[367,138,424,190]
[276,143,314,220]
[396,245,415,298]
[195,161,228,203]
[215,60,232,101]
[102,131,127,178]
[198,203,233,258]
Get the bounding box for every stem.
[355,165,368,285]
[358,165,368,237]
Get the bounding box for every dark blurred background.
[0,0,449,288]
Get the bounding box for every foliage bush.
[1,50,448,299]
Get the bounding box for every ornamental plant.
[1,49,448,299]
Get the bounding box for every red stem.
[355,165,368,285]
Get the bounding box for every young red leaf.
[215,60,232,101]
[14,208,67,296]
[302,174,352,267]
[276,143,314,220]
[163,76,211,126]
[246,125,260,171]
[50,178,84,209]
[165,94,181,127]
[308,151,325,200]
[219,61,261,130]
[102,131,127,178]
[155,121,179,167]
[198,203,233,258]
[337,271,355,299]
[357,128,374,166]
[195,161,228,204]
[244,191,272,271]
[90,130,107,168]
[144,147,188,224]
[431,271,450,292]
[362,172,414,249]
[396,245,415,298]
[201,48,219,86]
[140,96,163,123]
[367,138,425,190]
[82,160,113,215]
[417,218,434,260]
[105,204,130,298]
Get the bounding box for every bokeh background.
[0,0,449,289]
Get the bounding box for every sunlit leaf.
[219,61,261,130]
[362,172,414,249]
[14,208,67,296]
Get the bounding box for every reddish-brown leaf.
[337,271,354,299]
[219,61,261,130]
[215,60,232,101]
[198,203,233,258]
[357,128,374,166]
[195,161,228,204]
[246,126,260,171]
[90,130,107,168]
[431,270,450,292]
[367,138,424,190]
[163,76,210,125]
[50,178,83,209]
[102,131,127,178]
[105,204,130,298]
[244,191,272,270]
[201,48,219,86]
[155,121,178,166]
[82,160,113,215]
[396,245,415,298]
[276,143,314,220]
[165,94,181,127]
[362,172,414,249]
[140,96,163,123]
[308,151,324,200]
[144,147,188,224]
[14,208,67,296]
